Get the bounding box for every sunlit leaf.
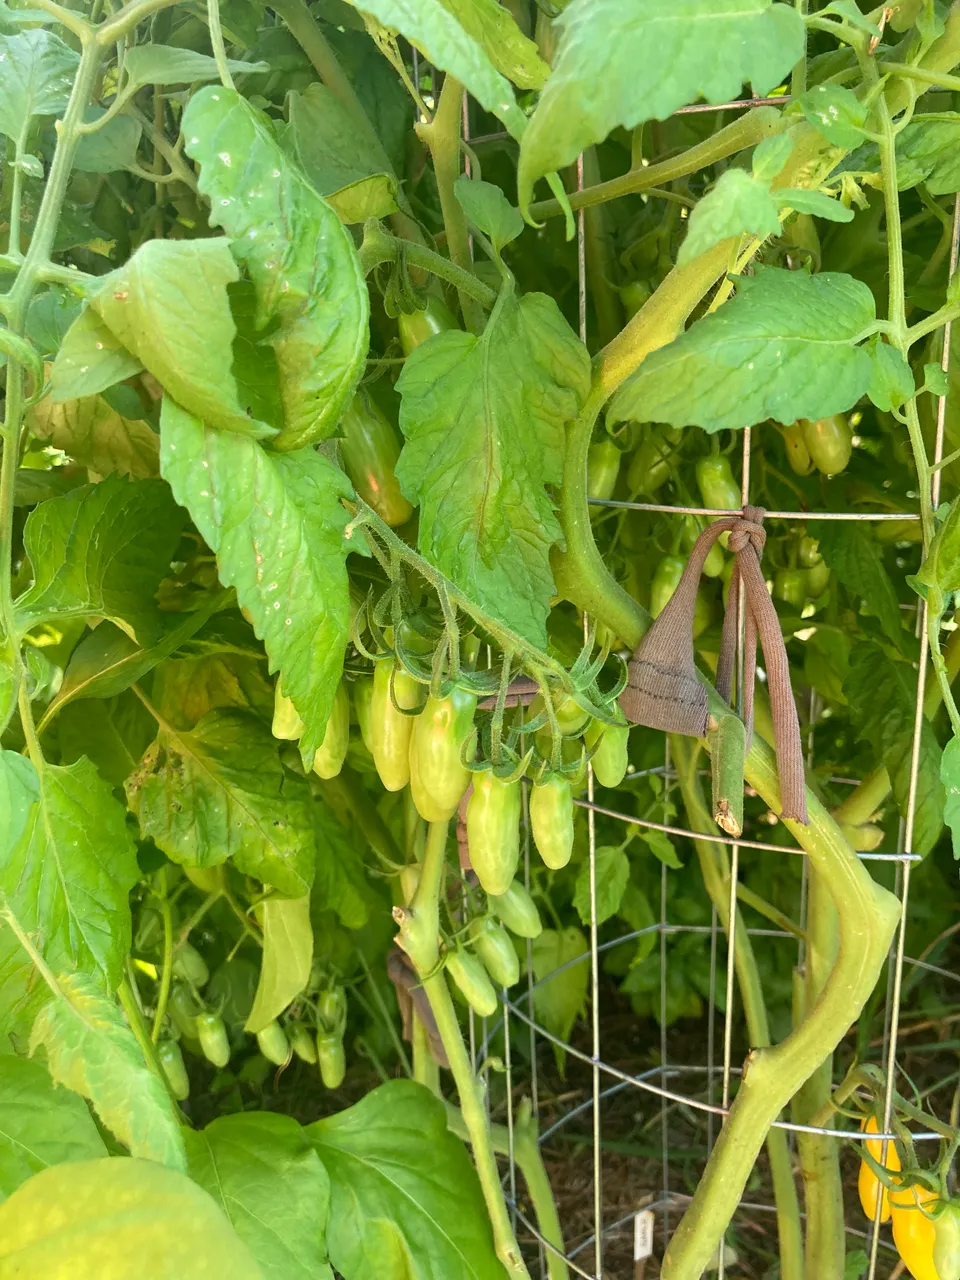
[245,896,313,1033]
[678,168,781,266]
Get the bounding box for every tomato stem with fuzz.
[357,219,497,307]
[416,75,486,335]
[151,871,175,1043]
[395,821,530,1277]
[671,738,804,1280]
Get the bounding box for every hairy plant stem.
[358,218,497,307]
[416,76,485,334]
[394,820,529,1277]
[151,873,175,1043]
[671,737,804,1280]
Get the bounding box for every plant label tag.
[634,1209,654,1260]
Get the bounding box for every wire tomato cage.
[444,80,960,1280]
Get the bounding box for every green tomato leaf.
[26,386,159,479]
[678,169,782,267]
[49,307,144,401]
[868,339,915,412]
[25,287,82,358]
[777,188,854,222]
[845,642,943,855]
[0,1158,263,1276]
[608,268,876,433]
[453,175,524,256]
[640,828,683,869]
[530,926,588,1067]
[0,29,78,144]
[312,799,377,930]
[73,108,142,174]
[818,522,905,651]
[796,84,868,149]
[186,1113,331,1280]
[159,398,354,768]
[308,1078,505,1280]
[30,975,185,1169]
[14,476,184,644]
[0,751,139,1044]
[942,734,960,859]
[818,0,882,36]
[122,43,268,89]
[437,0,549,90]
[182,87,368,451]
[341,0,528,138]
[573,845,629,925]
[396,283,590,646]
[57,691,157,788]
[895,113,960,194]
[750,133,794,184]
[517,0,804,212]
[913,494,960,620]
[81,238,274,440]
[281,83,398,223]
[245,896,313,1033]
[0,1057,107,1200]
[125,709,315,897]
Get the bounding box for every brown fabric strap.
[619,504,808,825]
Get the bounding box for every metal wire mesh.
[472,91,960,1278]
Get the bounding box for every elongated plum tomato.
[272,686,303,741]
[289,1023,318,1065]
[585,720,629,789]
[369,658,423,792]
[587,439,621,503]
[782,421,814,475]
[317,1031,346,1088]
[466,771,521,895]
[313,681,350,780]
[409,688,477,822]
[445,948,498,1018]
[339,390,413,528]
[891,1183,938,1280]
[158,1040,190,1101]
[696,454,740,511]
[256,1020,290,1066]
[935,1201,960,1280]
[858,1115,901,1223]
[397,295,458,355]
[651,556,684,619]
[195,1012,230,1068]
[489,879,542,939]
[469,917,521,988]
[800,414,852,475]
[626,427,682,495]
[530,775,574,870]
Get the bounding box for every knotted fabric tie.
[619,505,808,824]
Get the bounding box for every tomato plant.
[3,2,960,1279]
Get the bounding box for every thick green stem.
[358,219,497,307]
[417,76,484,334]
[271,0,368,129]
[118,975,183,1109]
[529,108,785,222]
[672,737,804,1280]
[395,822,528,1277]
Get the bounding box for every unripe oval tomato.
[798,535,822,568]
[587,439,621,503]
[858,1115,901,1223]
[529,692,590,737]
[651,556,685,619]
[681,515,725,578]
[183,866,222,895]
[172,941,209,988]
[409,688,477,822]
[782,421,815,475]
[195,1012,231,1068]
[466,771,521,894]
[469,917,521,988]
[339,391,414,527]
[318,985,347,1032]
[530,775,574,870]
[317,1030,346,1088]
[801,414,853,475]
[353,676,374,753]
[489,879,542,939]
[158,1039,190,1101]
[696,454,741,511]
[289,1022,318,1064]
[774,569,808,610]
[935,1201,960,1280]
[370,658,423,791]
[626,427,682,495]
[585,720,629,789]
[272,686,303,741]
[805,559,831,597]
[398,295,458,355]
[618,279,651,320]
[445,948,498,1018]
[891,1184,939,1280]
[313,681,350,780]
[256,1020,291,1066]
[168,983,201,1039]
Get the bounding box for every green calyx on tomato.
[398,295,458,356]
[409,688,478,822]
[530,774,575,870]
[339,390,413,528]
[489,879,542,939]
[369,658,424,792]
[800,414,853,475]
[272,685,304,741]
[469,917,521,989]
[587,439,621,503]
[312,680,350,780]
[317,1030,346,1088]
[195,1012,231,1068]
[445,947,498,1018]
[585,720,630,789]
[158,1040,190,1101]
[256,1020,291,1066]
[466,770,522,895]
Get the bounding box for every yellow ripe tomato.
[891,1183,939,1280]
[858,1115,901,1223]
